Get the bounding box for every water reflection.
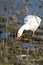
[23,42,30,49]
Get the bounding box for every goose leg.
[30,31,34,48]
[32,31,34,37]
[32,31,36,56]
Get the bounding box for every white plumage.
[17,15,42,38]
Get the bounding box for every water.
[0,0,43,16]
[23,42,30,48]
[0,30,7,39]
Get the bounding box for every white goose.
[17,15,42,39]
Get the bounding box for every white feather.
[17,15,42,37]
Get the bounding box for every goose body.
[17,15,42,38]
